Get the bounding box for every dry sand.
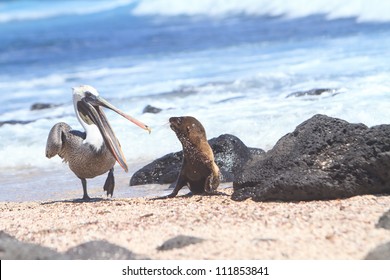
[1,187,390,259]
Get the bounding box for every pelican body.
[46,85,150,200]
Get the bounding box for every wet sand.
[1,188,390,259]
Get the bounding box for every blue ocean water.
[1,0,390,201]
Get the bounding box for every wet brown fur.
[166,116,220,198]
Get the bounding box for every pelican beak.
[93,96,151,133]
[77,95,151,172]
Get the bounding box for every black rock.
[0,231,149,260]
[0,231,65,260]
[286,88,341,98]
[376,209,390,230]
[66,240,148,260]
[233,114,390,201]
[143,105,163,114]
[130,134,265,186]
[365,242,390,259]
[0,120,35,127]
[30,103,60,111]
[157,235,204,251]
[212,134,265,182]
[130,152,183,186]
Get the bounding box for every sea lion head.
[169,116,207,145]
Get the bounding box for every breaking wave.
[132,0,390,22]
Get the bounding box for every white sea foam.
[1,0,390,23]
[0,0,136,23]
[132,0,390,22]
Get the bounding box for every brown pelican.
[45,85,151,200]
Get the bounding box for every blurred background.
[0,0,389,200]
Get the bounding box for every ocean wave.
[0,0,136,23]
[2,0,389,23]
[132,0,390,22]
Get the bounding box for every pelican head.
[72,85,151,172]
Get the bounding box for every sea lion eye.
[186,126,191,133]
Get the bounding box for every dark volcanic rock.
[130,134,265,186]
[157,235,204,251]
[143,105,162,114]
[30,103,60,111]
[212,134,265,182]
[130,152,183,186]
[365,242,390,260]
[0,120,35,127]
[0,231,64,260]
[376,209,390,230]
[66,240,148,260]
[233,114,390,201]
[286,88,341,98]
[0,232,149,260]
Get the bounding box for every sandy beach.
[1,187,390,259]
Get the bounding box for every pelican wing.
[45,122,72,159]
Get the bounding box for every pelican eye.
[83,91,98,104]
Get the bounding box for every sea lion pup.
[158,116,221,198]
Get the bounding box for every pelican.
[45,85,151,200]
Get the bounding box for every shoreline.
[1,188,390,259]
[0,164,171,202]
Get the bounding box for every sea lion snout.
[169,116,204,135]
[169,117,181,124]
[169,117,182,131]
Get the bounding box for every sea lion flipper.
[204,163,221,193]
[150,175,188,200]
[167,174,187,198]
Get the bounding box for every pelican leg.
[103,168,115,197]
[80,178,91,201]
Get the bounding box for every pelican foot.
[103,168,115,197]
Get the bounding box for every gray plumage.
[46,122,116,179]
[46,122,116,200]
[45,85,150,201]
